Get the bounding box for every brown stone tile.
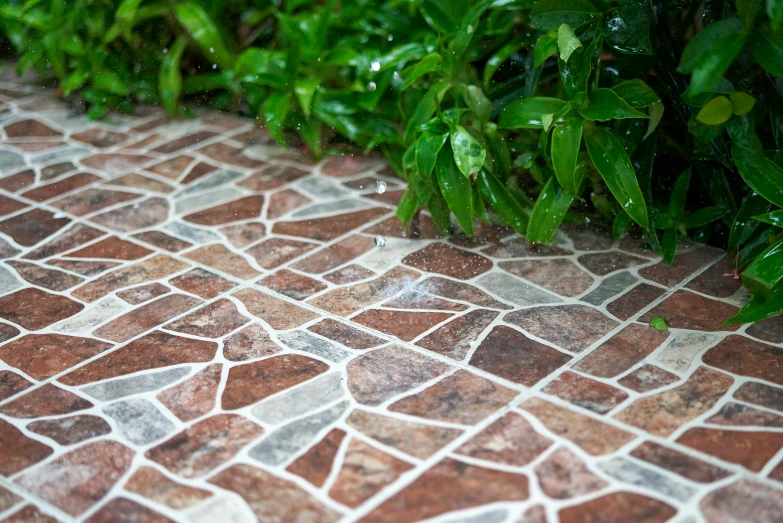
[0,238,20,259]
[706,402,783,428]
[307,319,384,350]
[677,427,783,471]
[618,234,658,257]
[292,235,375,274]
[223,323,282,361]
[417,309,498,360]
[639,247,723,287]
[89,197,169,232]
[403,243,493,280]
[181,161,219,184]
[245,237,318,269]
[323,264,376,284]
[577,251,650,277]
[364,215,445,239]
[152,131,217,154]
[382,291,468,311]
[47,259,120,276]
[157,363,222,422]
[0,322,19,342]
[3,505,59,522]
[734,382,783,413]
[470,325,572,385]
[701,479,783,523]
[238,164,309,191]
[703,335,783,385]
[500,259,593,297]
[21,173,100,202]
[198,111,247,129]
[352,309,453,342]
[219,223,266,248]
[307,267,420,316]
[618,364,680,392]
[124,466,212,510]
[80,153,154,174]
[93,293,202,343]
[233,287,318,329]
[746,315,783,344]
[558,492,676,523]
[0,370,31,401]
[0,170,35,192]
[770,460,783,483]
[322,155,380,177]
[543,371,629,414]
[574,324,670,378]
[169,268,236,299]
[521,397,636,455]
[606,282,666,320]
[287,428,346,487]
[67,237,152,260]
[146,414,264,477]
[132,231,192,252]
[685,257,743,297]
[562,224,614,251]
[59,331,217,386]
[346,345,450,406]
[209,464,341,523]
[73,254,190,302]
[0,333,111,380]
[0,194,27,216]
[166,299,249,338]
[615,367,732,436]
[197,142,264,169]
[183,196,264,226]
[27,414,111,446]
[0,487,22,514]
[455,411,553,465]
[0,418,53,475]
[106,173,174,193]
[418,276,513,309]
[40,162,77,180]
[5,119,61,137]
[359,458,529,523]
[23,224,104,260]
[630,441,731,483]
[131,115,172,133]
[71,128,129,148]
[641,290,740,331]
[267,188,311,218]
[6,261,83,291]
[329,438,414,507]
[518,505,548,523]
[0,384,92,418]
[346,409,462,459]
[51,188,141,216]
[535,447,608,499]
[481,237,572,258]
[0,208,70,246]
[273,208,389,242]
[0,288,83,330]
[505,305,619,353]
[260,269,327,300]
[231,127,271,145]
[222,354,328,410]
[85,497,174,523]
[185,244,260,280]
[116,283,170,304]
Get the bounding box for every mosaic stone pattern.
[0,74,781,522]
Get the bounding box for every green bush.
[1,0,782,323]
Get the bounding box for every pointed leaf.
[415,132,448,187]
[605,0,653,54]
[498,97,568,129]
[476,169,529,234]
[726,289,783,324]
[557,23,582,62]
[174,2,235,70]
[749,25,783,77]
[611,79,660,108]
[730,92,756,115]
[677,19,746,96]
[534,34,558,67]
[450,126,486,176]
[529,0,599,31]
[527,176,575,244]
[682,206,730,229]
[742,238,783,298]
[159,36,187,114]
[436,146,474,235]
[551,117,584,194]
[732,144,783,208]
[579,88,648,121]
[753,208,783,227]
[668,168,691,223]
[263,91,291,145]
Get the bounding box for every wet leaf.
[557,23,582,62]
[677,19,747,96]
[436,145,474,234]
[498,97,568,129]
[527,176,575,244]
[579,88,648,121]
[476,169,529,234]
[649,316,668,330]
[551,116,584,194]
[450,126,486,176]
[529,0,599,31]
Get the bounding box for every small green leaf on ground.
[649,316,668,331]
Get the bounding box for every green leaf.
[649,316,668,331]
[677,19,747,97]
[583,125,649,228]
[730,92,756,115]
[668,168,691,223]
[529,0,599,31]
[551,117,584,195]
[644,102,664,140]
[401,54,442,90]
[737,0,762,26]
[753,208,783,227]
[485,123,511,179]
[61,70,89,97]
[498,97,568,129]
[462,85,492,126]
[174,2,235,71]
[418,0,470,34]
[159,36,187,114]
[557,23,582,62]
[396,188,419,225]
[93,70,128,97]
[415,132,448,187]
[749,24,783,77]
[42,34,65,78]
[476,169,529,234]
[661,228,679,263]
[294,77,320,118]
[15,47,43,76]
[769,0,783,29]
[728,193,772,253]
[612,210,632,239]
[688,114,726,143]
[683,206,730,229]
[436,145,474,234]
[696,96,733,125]
[726,289,783,324]
[733,143,783,208]
[427,189,453,234]
[235,48,287,88]
[611,79,660,108]
[742,238,783,298]
[263,91,292,145]
[534,34,558,67]
[450,126,486,176]
[726,114,756,150]
[579,88,648,121]
[447,0,493,64]
[405,80,450,143]
[527,176,575,244]
[605,0,653,54]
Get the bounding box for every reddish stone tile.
[116,283,170,304]
[0,419,53,475]
[245,237,318,269]
[771,461,783,483]
[518,505,548,523]
[630,441,731,483]
[198,111,247,129]
[51,188,141,216]
[21,173,100,202]
[0,333,111,380]
[71,128,129,148]
[157,364,222,422]
[0,322,19,342]
[0,194,27,216]
[455,411,553,465]
[346,345,450,406]
[267,188,311,218]
[132,231,192,252]
[322,155,380,177]
[181,161,218,184]
[640,290,740,331]
[6,260,83,291]
[260,269,327,300]
[183,196,264,226]
[543,372,629,414]
[706,401,783,427]
[614,367,733,436]
[416,309,498,360]
[66,236,152,260]
[231,127,271,145]
[0,208,70,246]
[359,458,529,523]
[639,247,723,287]
[238,164,309,191]
[403,243,493,280]
[89,197,169,232]
[222,354,328,410]
[746,315,783,344]
[124,466,212,510]
[469,325,572,385]
[677,427,783,471]
[10,142,64,153]
[73,254,190,302]
[166,299,249,338]
[46,259,119,277]
[562,224,614,251]
[3,505,57,523]
[15,440,134,516]
[701,479,783,523]
[106,173,174,193]
[686,257,743,297]
[223,323,282,361]
[352,309,452,342]
[364,215,445,239]
[4,119,61,137]
[293,235,375,274]
[273,208,389,242]
[220,223,266,248]
[520,397,636,455]
[27,415,111,446]
[418,276,513,309]
[0,384,92,418]
[505,305,619,353]
[307,319,384,350]
[0,370,31,401]
[0,238,20,259]
[574,324,669,378]
[500,259,593,297]
[40,162,77,180]
[169,268,235,299]
[59,331,217,386]
[185,244,260,280]
[93,293,202,343]
[734,382,783,413]
[0,170,34,192]
[85,497,174,523]
[23,224,104,260]
[605,283,666,320]
[618,234,658,257]
[307,267,420,316]
[80,153,154,174]
[287,429,346,487]
[618,364,679,392]
[558,492,675,523]
[233,288,318,330]
[0,288,83,330]
[146,414,264,477]
[703,335,783,385]
[324,264,376,284]
[535,447,609,499]
[198,142,264,169]
[209,464,341,522]
[382,291,468,311]
[577,251,649,276]
[152,131,217,154]
[132,116,173,133]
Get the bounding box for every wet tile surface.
[0,83,780,522]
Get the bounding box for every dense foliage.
[1,0,782,323]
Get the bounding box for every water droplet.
[209,47,214,53]
[374,236,387,248]
[370,60,381,72]
[467,25,474,34]
[212,64,217,69]
[367,81,377,92]
[375,180,387,194]
[162,48,168,54]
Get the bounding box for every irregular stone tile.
[298,177,352,198]
[364,215,444,239]
[346,345,450,406]
[183,195,264,225]
[677,427,783,471]
[245,237,319,269]
[249,401,348,465]
[771,461,783,482]
[293,197,374,218]
[0,169,34,192]
[735,382,783,413]
[561,224,614,250]
[147,414,264,478]
[517,505,548,523]
[746,315,783,344]
[685,257,743,297]
[186,495,257,523]
[599,456,696,502]
[578,251,649,276]
[266,188,311,218]
[321,155,382,177]
[641,290,740,331]
[156,364,221,422]
[618,364,680,392]
[307,319,385,350]
[0,238,20,259]
[59,331,217,386]
[176,188,246,216]
[700,479,783,523]
[66,236,152,260]
[260,269,327,300]
[222,354,329,410]
[223,323,282,361]
[535,446,608,499]
[124,466,212,510]
[0,333,111,380]
[84,497,174,523]
[0,263,22,294]
[324,264,377,284]
[476,272,562,307]
[209,464,341,523]
[5,119,61,137]
[51,296,128,334]
[359,458,529,523]
[574,324,669,378]
[133,230,192,252]
[705,402,783,428]
[0,385,87,419]
[47,259,119,276]
[5,260,82,290]
[630,441,731,483]
[21,173,100,202]
[39,161,77,180]
[104,398,176,445]
[2,505,58,523]
[163,221,222,243]
[23,223,104,260]
[145,156,195,180]
[703,335,783,385]
[382,290,468,311]
[169,268,236,299]
[238,163,309,190]
[93,293,202,342]
[505,305,619,353]
[0,486,21,513]
[292,235,375,274]
[185,244,260,280]
[277,331,349,362]
[520,397,636,455]
[605,282,666,320]
[80,152,154,174]
[403,243,493,280]
[0,208,70,246]
[219,222,266,248]
[273,208,389,241]
[252,372,344,425]
[26,414,111,445]
[71,127,129,147]
[15,440,134,516]
[618,234,658,257]
[615,367,733,436]
[654,332,717,373]
[455,411,552,465]
[352,309,452,342]
[470,325,572,385]
[558,492,675,523]
[480,237,572,258]
[0,419,53,475]
[89,197,169,232]
[0,288,83,330]
[82,366,190,401]
[307,267,420,316]
[0,194,27,216]
[417,309,498,361]
[231,126,271,145]
[0,370,31,401]
[500,259,593,297]
[580,271,638,305]
[639,247,722,287]
[166,299,249,338]
[153,130,217,154]
[116,282,170,304]
[543,371,629,414]
[182,161,219,184]
[287,428,346,487]
[174,169,244,198]
[442,508,509,523]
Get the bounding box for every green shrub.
[1,0,782,323]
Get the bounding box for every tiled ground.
[0,73,782,523]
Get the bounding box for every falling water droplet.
[375,180,387,194]
[212,64,217,69]
[367,81,377,92]
[370,60,381,72]
[374,236,387,248]
[209,47,214,53]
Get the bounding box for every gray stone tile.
[476,272,562,307]
[0,264,23,296]
[174,186,243,214]
[598,456,696,502]
[81,366,191,401]
[654,332,719,372]
[581,271,638,305]
[30,147,90,165]
[103,398,176,445]
[52,296,128,333]
[251,373,345,425]
[443,509,508,523]
[164,221,222,243]
[291,199,372,218]
[187,495,256,523]
[0,150,25,174]
[277,331,349,363]
[297,177,350,198]
[174,169,244,198]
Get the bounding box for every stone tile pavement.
[0,73,782,522]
